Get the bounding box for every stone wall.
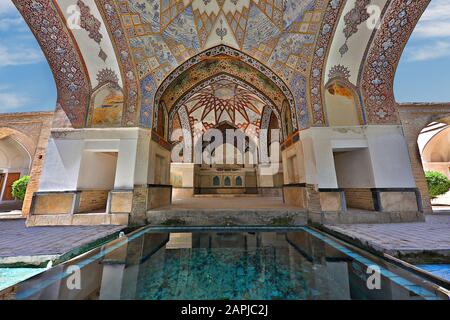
[344,188,375,211]
[77,190,109,213]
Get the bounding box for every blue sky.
[0,0,449,113]
[0,0,56,113]
[394,0,450,103]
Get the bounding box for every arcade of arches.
[8,0,447,227]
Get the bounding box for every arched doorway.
[151,46,296,204]
[0,129,32,212]
[418,122,450,211]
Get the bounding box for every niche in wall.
[77,151,118,213]
[154,154,169,185]
[333,148,375,211]
[89,83,124,127]
[325,81,363,127]
[287,154,299,184]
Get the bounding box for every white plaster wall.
[39,128,142,191]
[38,138,84,191]
[147,139,171,185]
[56,0,123,88]
[171,163,196,188]
[366,126,416,188]
[334,148,375,188]
[299,125,416,189]
[282,142,305,184]
[77,151,117,189]
[324,0,389,85]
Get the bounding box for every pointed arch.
[360,0,430,124]
[152,45,298,133]
[13,0,90,128]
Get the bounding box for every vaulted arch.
[152,45,298,134]
[360,0,430,124]
[13,0,91,128]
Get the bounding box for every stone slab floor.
[325,214,450,258]
[0,219,124,265]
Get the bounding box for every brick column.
[398,103,450,215]
[22,120,52,216]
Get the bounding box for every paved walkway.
[325,215,450,259]
[0,219,124,266]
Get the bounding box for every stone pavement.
[0,219,124,266]
[325,214,450,260]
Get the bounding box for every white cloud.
[0,92,29,112]
[0,16,25,31]
[404,0,450,62]
[0,1,16,16]
[0,44,44,67]
[407,41,450,62]
[420,0,450,22]
[414,0,450,38]
[415,21,450,38]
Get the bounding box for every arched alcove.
[325,80,364,127]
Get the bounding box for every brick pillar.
[22,121,52,216]
[399,112,432,214]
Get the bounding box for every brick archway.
[398,103,450,214]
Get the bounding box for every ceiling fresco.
[120,0,324,129]
[12,0,431,130]
[179,78,267,137]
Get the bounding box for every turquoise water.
[417,265,450,281]
[0,268,46,291]
[8,228,446,300]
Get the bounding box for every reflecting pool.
[0,268,45,291]
[2,227,448,300]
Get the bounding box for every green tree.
[11,175,30,201]
[425,171,450,199]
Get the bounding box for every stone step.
[192,194,264,198]
[146,208,307,226]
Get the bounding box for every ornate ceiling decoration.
[117,0,326,129]
[12,0,90,128]
[13,0,431,130]
[181,78,267,134]
[361,0,431,124]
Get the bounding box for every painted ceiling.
[13,0,430,130]
[178,78,266,136]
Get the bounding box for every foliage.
[425,171,450,199]
[11,175,30,201]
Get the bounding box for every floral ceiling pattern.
[12,0,431,129]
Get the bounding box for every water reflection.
[7,229,445,300]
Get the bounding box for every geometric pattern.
[15,0,432,131]
[168,73,282,139]
[13,0,90,128]
[361,0,430,124]
[308,0,344,125]
[180,78,266,135]
[156,45,296,126]
[97,0,141,126]
[115,0,322,129]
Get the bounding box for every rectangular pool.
[2,227,448,300]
